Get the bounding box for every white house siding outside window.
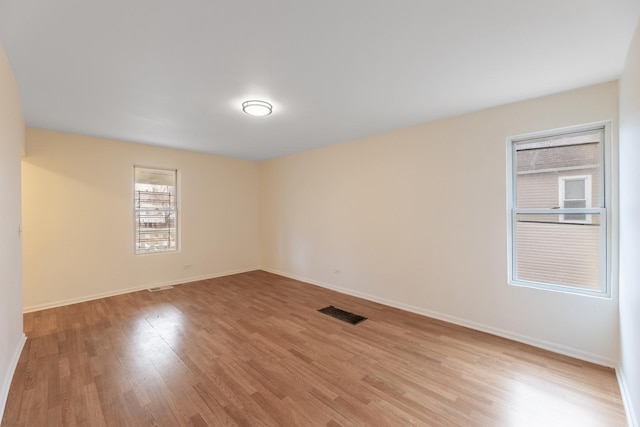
[507,124,609,296]
[134,166,178,254]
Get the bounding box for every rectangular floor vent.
[147,285,174,292]
[318,306,367,325]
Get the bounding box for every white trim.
[517,164,599,175]
[261,268,617,368]
[23,267,259,313]
[0,333,27,422]
[509,120,610,143]
[516,207,602,214]
[617,367,638,427]
[506,139,516,285]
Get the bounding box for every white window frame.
[559,175,592,224]
[506,121,612,297]
[134,166,179,255]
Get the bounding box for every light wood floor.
[2,271,626,426]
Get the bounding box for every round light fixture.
[242,100,273,117]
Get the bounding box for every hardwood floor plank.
[1,271,627,426]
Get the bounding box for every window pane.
[134,167,177,254]
[515,130,601,209]
[563,213,587,222]
[564,179,585,199]
[515,213,600,290]
[564,200,586,209]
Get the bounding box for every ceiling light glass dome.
[242,100,272,116]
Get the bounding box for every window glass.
[134,167,178,254]
[508,125,607,295]
[565,179,585,200]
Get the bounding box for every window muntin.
[508,125,607,295]
[134,167,178,254]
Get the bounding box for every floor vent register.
[318,305,367,325]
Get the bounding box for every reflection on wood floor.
[1,270,626,426]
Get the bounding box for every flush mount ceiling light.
[242,100,272,117]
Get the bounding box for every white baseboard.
[617,367,638,427]
[23,267,259,313]
[0,333,27,423]
[261,268,617,368]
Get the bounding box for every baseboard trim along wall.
[0,333,27,423]
[261,268,617,368]
[23,267,259,313]
[617,367,639,427]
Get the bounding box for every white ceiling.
[1,1,639,161]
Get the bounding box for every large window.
[507,123,609,295]
[134,167,178,254]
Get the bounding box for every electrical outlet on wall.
[334,269,341,275]
[183,264,192,271]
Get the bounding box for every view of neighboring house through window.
[507,124,608,295]
[134,166,178,254]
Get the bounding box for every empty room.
[1,1,640,426]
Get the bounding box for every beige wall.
[618,17,640,427]
[0,42,25,419]
[22,129,260,310]
[259,81,619,365]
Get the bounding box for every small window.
[507,123,609,295]
[134,167,178,254]
[559,175,591,223]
